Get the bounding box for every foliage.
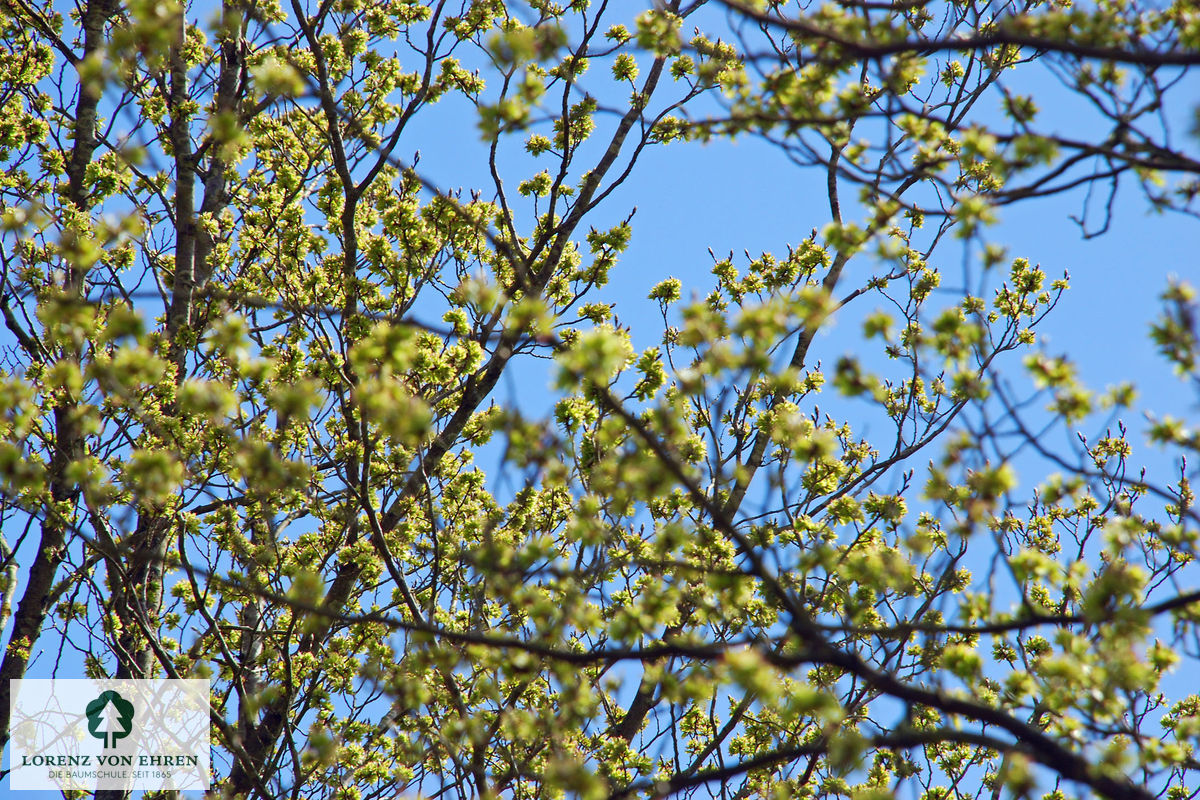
[0,1,1198,799]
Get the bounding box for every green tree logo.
[85,691,134,748]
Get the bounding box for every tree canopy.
[1,0,1199,799]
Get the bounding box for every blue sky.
[400,44,1199,475]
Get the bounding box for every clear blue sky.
[401,42,1199,474]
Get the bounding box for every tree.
[0,1,1197,799]
[86,689,134,749]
